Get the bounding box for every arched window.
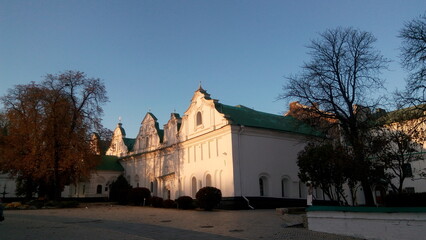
[196,112,202,126]
[153,180,158,196]
[259,176,268,196]
[281,177,290,198]
[298,181,307,199]
[134,175,140,188]
[96,185,102,194]
[191,177,197,198]
[206,174,212,187]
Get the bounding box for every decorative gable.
[179,86,229,140]
[134,113,163,152]
[163,113,181,146]
[106,123,130,157]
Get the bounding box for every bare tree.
[280,27,389,206]
[398,13,426,107]
[0,71,109,199]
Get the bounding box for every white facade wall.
[62,171,121,198]
[179,126,235,198]
[0,174,17,198]
[401,157,426,192]
[234,127,306,198]
[307,208,426,240]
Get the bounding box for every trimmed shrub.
[109,175,132,205]
[176,196,195,210]
[196,187,222,210]
[151,196,164,208]
[128,187,151,206]
[163,199,177,208]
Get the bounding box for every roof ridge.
[218,103,286,118]
[214,102,322,137]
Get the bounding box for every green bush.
[128,187,151,206]
[176,196,195,210]
[109,175,132,205]
[151,196,164,208]
[196,187,222,210]
[163,199,177,208]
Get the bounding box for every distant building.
[286,101,426,205]
[0,174,16,199]
[61,134,124,198]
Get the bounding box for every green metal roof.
[118,123,126,136]
[214,103,322,137]
[380,105,426,124]
[146,112,165,143]
[96,155,124,172]
[147,112,158,121]
[171,113,182,131]
[158,129,164,143]
[123,138,135,152]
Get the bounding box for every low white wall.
[307,206,426,240]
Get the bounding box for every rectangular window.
[188,147,191,163]
[96,185,102,194]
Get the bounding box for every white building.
[61,155,124,199]
[105,87,320,206]
[0,174,16,199]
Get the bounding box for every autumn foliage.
[0,71,108,199]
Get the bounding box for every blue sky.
[1,1,425,137]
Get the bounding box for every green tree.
[297,142,352,205]
[109,175,132,204]
[280,27,389,205]
[0,71,109,200]
[196,187,222,210]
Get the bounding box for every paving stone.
[0,205,363,240]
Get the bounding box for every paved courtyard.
[0,204,362,240]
